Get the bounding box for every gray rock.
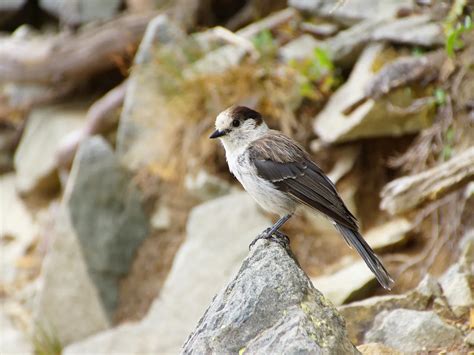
[311,260,376,306]
[439,265,473,317]
[0,174,37,284]
[65,136,148,315]
[364,309,462,352]
[116,15,187,170]
[36,207,110,345]
[13,102,86,195]
[289,0,412,25]
[279,34,322,63]
[40,0,121,25]
[183,238,359,354]
[314,43,433,143]
[340,275,441,344]
[64,192,270,354]
[144,192,270,353]
[182,44,247,79]
[372,15,444,47]
[435,233,474,318]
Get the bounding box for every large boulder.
[143,192,271,353]
[183,238,359,354]
[35,207,110,345]
[116,15,187,170]
[36,136,148,345]
[64,192,270,354]
[64,136,148,315]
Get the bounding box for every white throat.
[220,122,269,156]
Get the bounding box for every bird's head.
[210,106,268,150]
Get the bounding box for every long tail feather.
[335,223,394,290]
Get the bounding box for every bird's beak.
[209,129,226,139]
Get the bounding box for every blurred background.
[0,0,473,354]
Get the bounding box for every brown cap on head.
[228,106,263,124]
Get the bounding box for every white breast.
[225,148,297,216]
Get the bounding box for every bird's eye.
[232,119,240,127]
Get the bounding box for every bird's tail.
[335,223,394,290]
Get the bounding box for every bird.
[209,105,394,290]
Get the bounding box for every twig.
[386,97,434,115]
[56,80,127,169]
[212,26,259,61]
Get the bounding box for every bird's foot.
[249,228,290,250]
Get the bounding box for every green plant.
[32,325,62,355]
[444,14,473,57]
[441,126,456,161]
[434,87,447,106]
[411,46,425,57]
[252,30,277,58]
[290,47,340,100]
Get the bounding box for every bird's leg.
[249,214,292,249]
[264,214,292,237]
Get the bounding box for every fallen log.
[0,12,158,85]
[380,147,474,215]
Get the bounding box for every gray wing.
[248,133,358,231]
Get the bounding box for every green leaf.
[445,126,455,143]
[446,30,458,57]
[412,47,425,57]
[442,145,453,160]
[314,47,333,70]
[299,81,315,98]
[252,30,275,54]
[434,88,446,106]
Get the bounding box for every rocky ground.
[1,0,473,354]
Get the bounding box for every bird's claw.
[249,228,290,250]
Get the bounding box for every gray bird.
[210,105,394,290]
